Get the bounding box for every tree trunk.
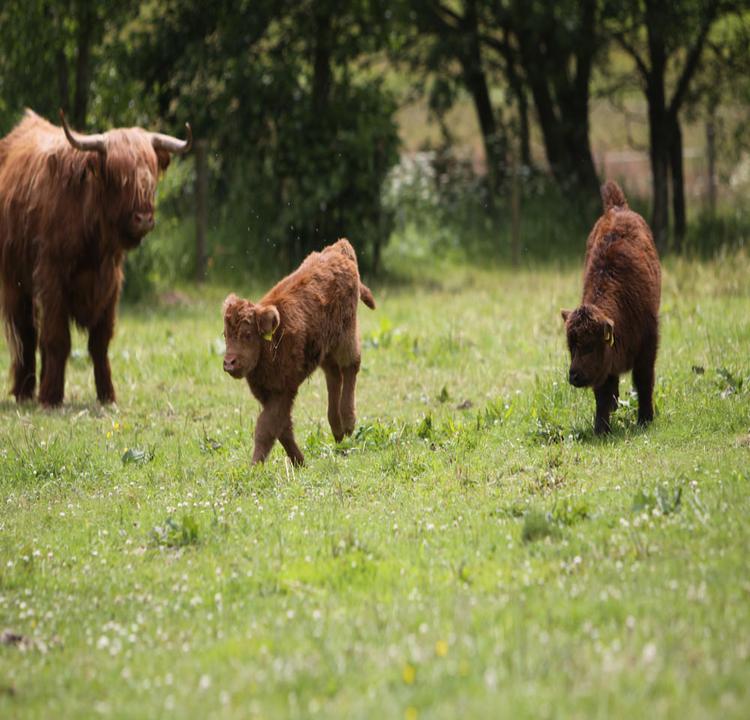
[706,116,717,215]
[645,5,670,252]
[513,0,599,199]
[647,95,670,252]
[57,48,70,116]
[669,113,686,251]
[460,0,504,198]
[307,3,334,259]
[72,2,95,127]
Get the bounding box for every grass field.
[1,247,749,719]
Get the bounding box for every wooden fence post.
[195,139,208,283]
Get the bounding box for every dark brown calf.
[222,238,375,465]
[561,181,661,434]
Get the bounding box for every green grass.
[1,249,749,719]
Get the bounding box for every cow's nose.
[134,211,154,230]
[223,356,237,373]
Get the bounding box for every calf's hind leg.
[340,358,361,437]
[3,287,37,401]
[633,335,657,425]
[322,357,344,442]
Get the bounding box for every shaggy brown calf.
[561,181,661,434]
[222,238,375,465]
[0,110,191,406]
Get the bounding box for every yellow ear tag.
[263,331,274,342]
[605,329,615,347]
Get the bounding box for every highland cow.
[0,110,191,406]
[561,181,661,434]
[222,239,376,465]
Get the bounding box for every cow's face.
[101,131,171,249]
[59,113,190,250]
[561,304,615,389]
[222,294,280,378]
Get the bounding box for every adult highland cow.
[0,109,191,406]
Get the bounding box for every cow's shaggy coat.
[562,181,661,434]
[0,110,190,405]
[223,239,375,465]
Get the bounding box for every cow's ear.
[561,309,571,323]
[156,149,170,172]
[256,305,280,341]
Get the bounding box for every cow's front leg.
[88,301,117,403]
[38,296,71,407]
[253,392,297,464]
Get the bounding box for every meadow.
[1,245,749,719]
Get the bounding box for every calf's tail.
[359,282,376,309]
[601,180,628,211]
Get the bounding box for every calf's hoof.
[594,419,611,435]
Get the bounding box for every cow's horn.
[151,123,193,155]
[59,110,106,153]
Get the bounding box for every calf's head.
[222,294,280,378]
[60,111,191,248]
[561,304,615,388]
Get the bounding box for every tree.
[608,0,730,251]
[487,0,602,200]
[410,0,508,197]
[0,0,136,130]
[126,0,399,271]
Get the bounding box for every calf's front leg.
[253,392,298,464]
[593,374,619,435]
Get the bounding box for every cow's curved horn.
[151,123,192,155]
[59,109,106,153]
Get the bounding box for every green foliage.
[150,515,200,548]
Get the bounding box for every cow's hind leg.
[88,300,117,403]
[322,357,344,442]
[340,357,361,437]
[3,287,36,401]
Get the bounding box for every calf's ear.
[603,317,615,347]
[222,293,241,316]
[256,305,280,341]
[560,309,571,323]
